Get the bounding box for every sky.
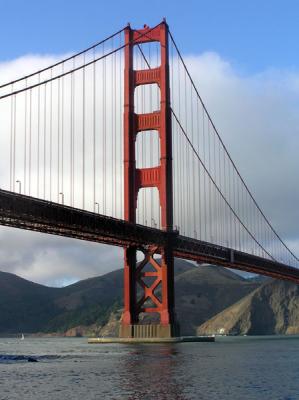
[1,0,299,72]
[0,0,298,286]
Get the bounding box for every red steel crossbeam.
[136,247,163,313]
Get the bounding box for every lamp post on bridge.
[16,180,21,194]
[59,192,64,205]
[95,202,99,213]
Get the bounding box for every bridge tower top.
[123,20,173,231]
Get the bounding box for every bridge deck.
[0,189,298,284]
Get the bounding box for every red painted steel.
[136,112,161,132]
[134,67,161,86]
[122,21,176,334]
[135,167,161,190]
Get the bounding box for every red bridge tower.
[120,21,179,338]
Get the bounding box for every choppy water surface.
[1,336,299,399]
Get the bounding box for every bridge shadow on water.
[118,344,187,400]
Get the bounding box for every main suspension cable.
[0,28,126,90]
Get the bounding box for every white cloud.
[0,226,122,287]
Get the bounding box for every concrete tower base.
[119,323,180,339]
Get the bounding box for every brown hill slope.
[197,279,299,335]
[174,264,260,334]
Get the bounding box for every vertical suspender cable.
[13,94,16,192]
[10,87,13,191]
[61,64,64,202]
[24,81,27,194]
[37,74,41,197]
[49,71,53,201]
[57,78,60,202]
[43,82,47,198]
[82,55,86,209]
[93,47,96,212]
[29,89,32,195]
[103,42,106,215]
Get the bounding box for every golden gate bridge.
[0,20,298,339]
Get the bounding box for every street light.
[95,202,99,213]
[16,180,21,194]
[59,192,64,205]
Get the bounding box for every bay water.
[1,336,299,399]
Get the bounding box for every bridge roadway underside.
[0,189,298,284]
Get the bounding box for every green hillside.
[0,260,262,335]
